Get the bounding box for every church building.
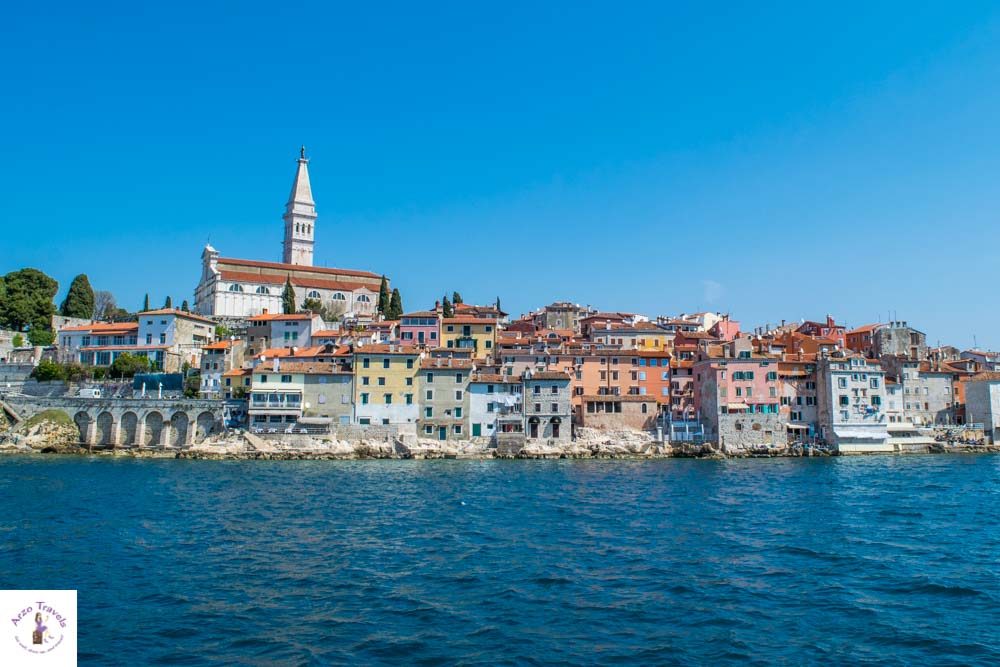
[193,148,386,319]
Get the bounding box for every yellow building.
[353,344,423,425]
[440,317,498,360]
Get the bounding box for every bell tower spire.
[282,146,317,266]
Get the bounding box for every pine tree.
[442,296,454,318]
[377,276,390,316]
[180,300,190,312]
[60,274,95,319]
[387,288,403,320]
[282,278,296,314]
[163,296,172,309]
[142,293,150,312]
[452,291,463,305]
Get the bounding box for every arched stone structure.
[74,411,92,444]
[120,411,138,447]
[195,411,215,443]
[170,412,189,447]
[144,411,164,447]
[96,411,114,446]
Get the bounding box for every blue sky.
[3,1,1000,349]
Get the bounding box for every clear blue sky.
[4,1,1000,349]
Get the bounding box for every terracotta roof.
[847,323,883,335]
[60,322,139,333]
[223,368,251,377]
[970,372,1000,382]
[202,339,239,351]
[266,362,346,375]
[311,330,340,337]
[401,311,439,318]
[217,257,381,279]
[528,371,571,380]
[247,313,313,322]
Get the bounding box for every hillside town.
[2,151,1000,457]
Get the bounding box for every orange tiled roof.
[419,358,475,370]
[217,257,380,279]
[219,270,371,293]
[354,344,421,355]
[202,339,239,351]
[138,308,215,323]
[442,316,498,325]
[60,322,139,333]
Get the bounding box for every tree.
[110,352,150,378]
[495,296,501,312]
[282,279,296,314]
[442,296,454,318]
[11,333,24,347]
[387,288,403,320]
[0,268,58,334]
[452,291,463,305]
[163,296,172,309]
[28,328,55,346]
[180,300,190,312]
[377,276,390,316]
[215,324,232,339]
[60,274,95,319]
[142,294,150,312]
[301,297,323,314]
[93,290,116,320]
[108,308,135,322]
[30,359,66,382]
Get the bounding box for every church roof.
[219,270,372,293]
[287,151,314,207]
[217,257,380,280]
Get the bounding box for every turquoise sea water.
[1,455,998,665]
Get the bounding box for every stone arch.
[195,411,216,443]
[170,412,189,447]
[73,411,92,444]
[96,411,114,447]
[120,411,138,447]
[144,411,164,447]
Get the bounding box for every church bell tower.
[282,146,317,266]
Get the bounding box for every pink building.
[694,356,782,418]
[399,311,440,348]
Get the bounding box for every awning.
[726,403,750,411]
[833,427,886,440]
[785,423,810,430]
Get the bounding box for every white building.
[193,149,386,319]
[816,353,890,453]
[469,373,523,440]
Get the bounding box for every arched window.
[295,223,299,233]
[331,292,346,301]
[356,294,371,303]
[641,403,648,414]
[307,290,321,299]
[255,286,270,295]
[228,284,244,293]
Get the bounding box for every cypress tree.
[452,291,463,305]
[180,300,190,312]
[142,293,150,312]
[387,288,403,320]
[495,296,501,312]
[377,276,390,316]
[163,295,172,309]
[282,278,296,314]
[60,274,95,319]
[442,296,454,318]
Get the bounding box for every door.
[418,331,425,344]
[472,423,482,437]
[530,422,538,438]
[438,426,447,441]
[552,422,560,438]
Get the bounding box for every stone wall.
[716,412,787,452]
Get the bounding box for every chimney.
[273,357,280,372]
[262,308,268,315]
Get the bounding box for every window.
[256,286,270,295]
[453,424,462,435]
[533,385,541,395]
[228,284,244,292]
[383,358,390,369]
[424,425,433,435]
[551,403,558,412]
[384,394,392,404]
[455,407,462,418]
[839,395,849,406]
[455,390,463,400]
[425,389,433,400]
[427,373,434,383]
[455,373,463,383]
[332,292,346,301]
[870,378,880,389]
[159,333,166,344]
[357,294,371,303]
[281,375,292,383]
[550,385,558,394]
[535,403,541,412]
[259,375,267,383]
[425,407,432,417]
[838,377,848,389]
[487,384,495,394]
[405,377,413,386]
[360,393,369,405]
[872,395,882,407]
[406,359,414,369]
[378,377,386,386]
[307,290,320,298]
[766,372,777,381]
[362,376,370,386]
[362,358,370,369]
[405,394,413,405]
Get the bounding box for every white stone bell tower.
[282,146,317,266]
